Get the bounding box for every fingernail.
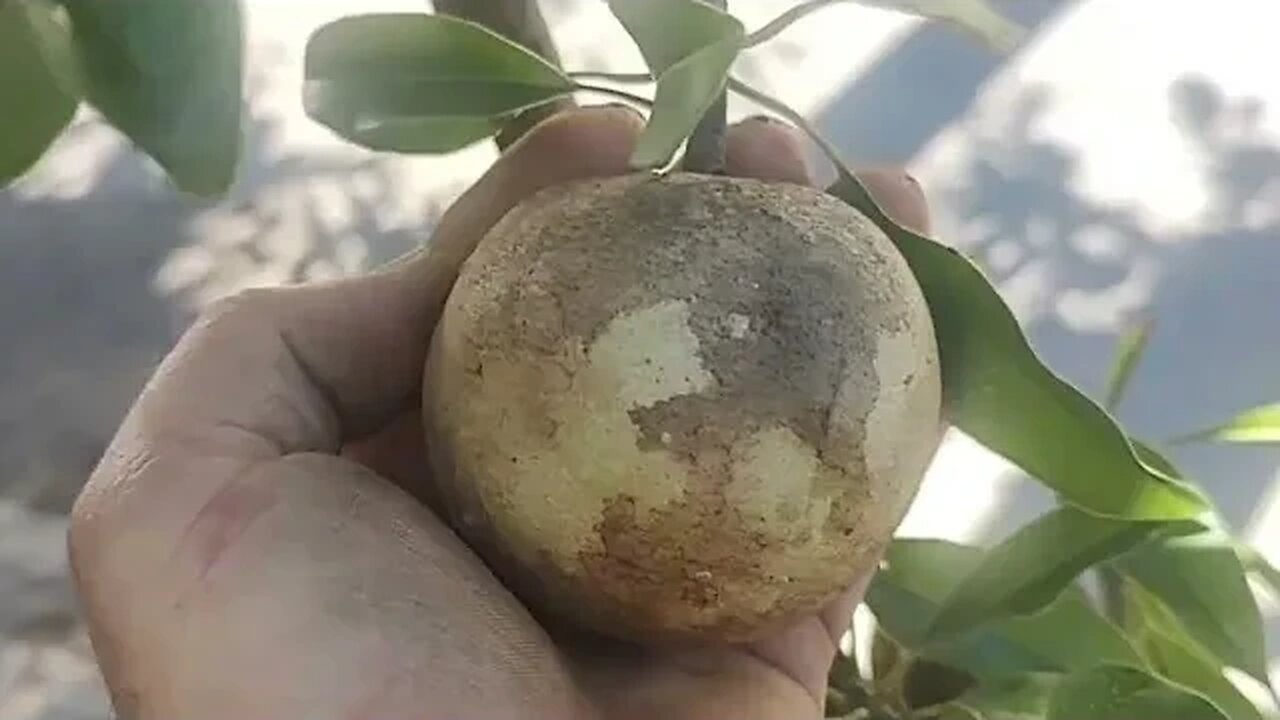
[858,169,930,234]
[724,116,811,184]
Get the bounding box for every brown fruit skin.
[423,173,941,644]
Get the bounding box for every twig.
[434,0,572,149]
[572,83,655,110]
[682,0,728,174]
[568,70,653,84]
[745,0,841,46]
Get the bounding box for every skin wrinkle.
[275,320,348,450]
[204,419,288,458]
[157,291,344,456]
[280,280,436,438]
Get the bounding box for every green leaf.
[1237,545,1280,600]
[1121,571,1186,639]
[1126,581,1265,720]
[608,0,745,168]
[943,674,1058,720]
[1130,439,1229,532]
[869,540,1145,679]
[1145,634,1265,720]
[938,707,983,720]
[63,0,243,196]
[1116,529,1270,682]
[828,644,865,700]
[630,36,740,168]
[1104,317,1154,411]
[1047,664,1229,720]
[328,116,502,154]
[1174,403,1280,445]
[903,659,977,710]
[826,172,1209,521]
[857,0,1025,52]
[609,0,741,74]
[869,627,913,710]
[1131,438,1182,479]
[872,625,905,684]
[925,506,1165,642]
[1,0,79,183]
[304,13,573,155]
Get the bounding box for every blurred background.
[2,1,1277,716]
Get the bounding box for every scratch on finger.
[172,464,278,587]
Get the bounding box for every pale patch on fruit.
[727,426,832,534]
[587,299,717,410]
[472,345,694,568]
[725,313,751,340]
[862,323,941,500]
[461,299,728,571]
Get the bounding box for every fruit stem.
[573,82,655,110]
[435,0,572,150]
[682,0,728,174]
[745,0,842,47]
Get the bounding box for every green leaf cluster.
[302,13,574,154]
[2,0,243,195]
[844,322,1277,718]
[1,0,79,182]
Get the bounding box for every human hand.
[69,106,930,720]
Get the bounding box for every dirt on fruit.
[423,173,941,643]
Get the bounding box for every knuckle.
[195,286,286,333]
[176,286,298,361]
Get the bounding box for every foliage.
[2,0,243,194]
[2,0,1276,717]
[302,13,574,153]
[0,0,79,182]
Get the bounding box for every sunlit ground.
[3,1,1279,716]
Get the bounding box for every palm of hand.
[69,108,926,720]
[346,402,850,720]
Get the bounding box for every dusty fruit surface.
[423,173,942,643]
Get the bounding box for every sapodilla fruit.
[423,173,941,644]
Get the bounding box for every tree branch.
[433,0,573,150]
[681,0,728,174]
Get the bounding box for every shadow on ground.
[0,59,431,514]
[815,0,1067,167]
